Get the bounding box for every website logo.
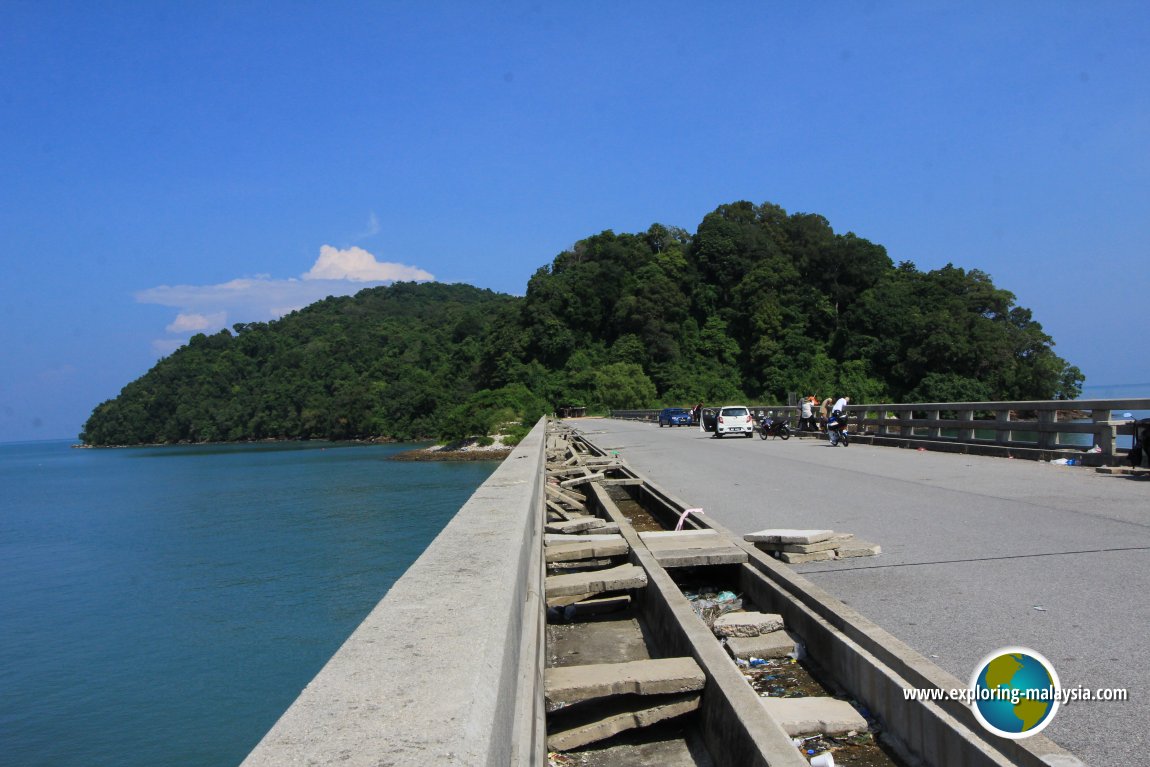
[969,646,1060,739]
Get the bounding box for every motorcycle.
[826,410,850,447]
[758,413,792,440]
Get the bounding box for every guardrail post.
[929,409,942,439]
[995,409,1011,446]
[958,410,974,441]
[1092,408,1116,456]
[1037,409,1056,449]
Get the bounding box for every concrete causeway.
[579,417,1150,766]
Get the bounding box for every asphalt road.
[573,418,1149,766]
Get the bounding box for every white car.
[714,405,755,438]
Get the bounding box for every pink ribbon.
[675,508,704,531]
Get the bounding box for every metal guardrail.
[613,399,1150,459]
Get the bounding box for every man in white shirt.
[832,395,850,415]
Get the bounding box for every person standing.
[820,397,833,430]
[800,397,814,431]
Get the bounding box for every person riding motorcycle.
[826,396,851,446]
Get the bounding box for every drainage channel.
[541,422,1084,767]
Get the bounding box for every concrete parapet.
[240,419,550,767]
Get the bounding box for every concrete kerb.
[241,418,549,767]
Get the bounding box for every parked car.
[714,405,755,438]
[658,407,692,427]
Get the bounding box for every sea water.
[0,440,500,767]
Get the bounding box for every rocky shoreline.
[388,436,515,462]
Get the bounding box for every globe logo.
[969,647,1061,739]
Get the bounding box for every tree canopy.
[80,201,1083,445]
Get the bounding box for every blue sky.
[2,2,1147,441]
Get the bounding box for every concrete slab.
[547,558,615,572]
[545,533,625,546]
[561,720,713,767]
[835,540,881,558]
[547,693,701,751]
[650,546,749,567]
[545,539,630,563]
[744,529,835,545]
[640,529,748,566]
[548,614,649,668]
[546,517,608,534]
[546,484,587,508]
[754,533,853,554]
[547,499,579,521]
[545,657,705,710]
[712,612,784,638]
[724,630,800,660]
[560,471,606,488]
[759,697,868,737]
[778,549,835,564]
[546,564,647,598]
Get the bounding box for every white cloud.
[302,245,433,282]
[137,245,434,355]
[166,311,228,334]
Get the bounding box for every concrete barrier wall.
[241,419,548,767]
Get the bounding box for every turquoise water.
[0,440,500,767]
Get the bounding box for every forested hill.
[80,201,1084,446]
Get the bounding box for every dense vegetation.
[80,201,1083,445]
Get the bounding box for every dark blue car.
[658,407,692,427]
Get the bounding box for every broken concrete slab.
[712,611,784,638]
[744,529,835,545]
[545,484,586,507]
[560,472,606,488]
[558,594,631,619]
[724,630,800,660]
[546,563,647,598]
[545,657,705,710]
[760,696,868,737]
[546,693,701,751]
[545,533,625,546]
[546,499,579,521]
[545,517,608,535]
[545,539,630,563]
[546,558,616,572]
[753,533,854,554]
[778,550,835,564]
[835,540,881,558]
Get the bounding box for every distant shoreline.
[388,436,514,462]
[389,445,513,462]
